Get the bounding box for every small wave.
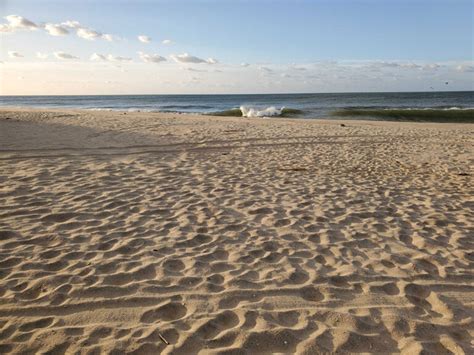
[87,108,114,111]
[331,108,474,123]
[159,104,215,110]
[209,106,304,118]
[86,107,157,112]
[241,106,284,118]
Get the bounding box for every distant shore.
[0,108,472,354]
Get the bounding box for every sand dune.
[0,108,472,354]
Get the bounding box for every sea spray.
[240,106,283,117]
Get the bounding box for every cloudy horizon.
[1,0,473,95]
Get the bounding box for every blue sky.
[1,0,473,94]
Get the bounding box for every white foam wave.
[240,106,284,118]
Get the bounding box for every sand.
[0,108,472,354]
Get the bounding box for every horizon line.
[1,89,473,97]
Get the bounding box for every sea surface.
[1,91,473,122]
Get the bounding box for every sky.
[0,0,473,95]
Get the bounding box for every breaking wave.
[209,106,304,118]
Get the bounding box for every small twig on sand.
[159,333,170,345]
[278,167,308,172]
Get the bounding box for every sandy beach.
[0,108,472,354]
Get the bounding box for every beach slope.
[0,109,472,354]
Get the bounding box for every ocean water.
[1,91,473,122]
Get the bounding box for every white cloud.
[171,53,218,64]
[138,35,151,43]
[400,63,422,69]
[291,66,307,71]
[36,52,48,59]
[376,61,401,68]
[108,54,132,62]
[90,53,108,61]
[139,52,167,63]
[61,20,81,28]
[54,51,79,60]
[162,39,173,45]
[62,21,113,41]
[8,51,24,58]
[44,23,69,36]
[362,61,425,71]
[7,15,37,29]
[0,15,38,33]
[77,27,102,40]
[241,62,250,67]
[184,67,207,72]
[456,64,474,73]
[422,63,441,71]
[1,16,115,42]
[171,53,207,64]
[258,66,273,73]
[91,53,132,62]
[101,34,114,41]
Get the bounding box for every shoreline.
[0,108,472,354]
[2,89,474,123]
[2,106,473,125]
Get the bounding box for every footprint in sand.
[194,310,239,340]
[140,302,188,323]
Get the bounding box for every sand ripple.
[0,109,472,354]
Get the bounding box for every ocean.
[1,91,473,122]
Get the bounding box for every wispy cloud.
[138,35,151,43]
[36,52,48,59]
[8,51,24,58]
[258,66,273,73]
[61,20,81,28]
[91,53,132,62]
[291,66,307,71]
[44,23,69,36]
[171,53,218,64]
[0,15,115,41]
[184,67,207,72]
[207,58,218,64]
[456,64,474,73]
[61,20,114,41]
[102,34,114,42]
[0,15,38,33]
[108,55,132,62]
[162,39,173,45]
[77,28,100,40]
[241,62,250,67]
[54,51,79,60]
[138,52,167,63]
[90,53,107,61]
